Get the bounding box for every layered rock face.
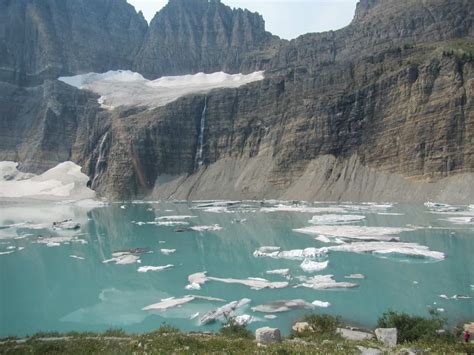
[134,0,280,79]
[0,0,148,85]
[0,0,473,202]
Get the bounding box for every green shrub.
[302,314,341,335]
[218,317,253,339]
[102,328,127,337]
[377,310,448,343]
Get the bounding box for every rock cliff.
[0,0,473,202]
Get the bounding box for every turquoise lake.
[0,201,473,337]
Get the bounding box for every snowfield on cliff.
[59,70,265,109]
[0,161,95,201]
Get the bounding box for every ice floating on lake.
[294,225,413,242]
[327,242,445,260]
[138,264,174,273]
[234,314,261,326]
[143,295,225,311]
[266,269,290,276]
[296,275,358,290]
[103,252,142,265]
[160,249,176,255]
[251,299,314,314]
[260,204,347,214]
[439,294,472,300]
[186,271,288,290]
[300,259,328,273]
[264,315,277,320]
[0,161,95,201]
[199,298,251,325]
[0,250,14,256]
[312,300,331,308]
[156,215,196,221]
[52,220,80,230]
[308,215,366,225]
[59,70,265,109]
[445,217,474,224]
[345,274,366,279]
[69,255,85,260]
[254,246,327,260]
[36,235,87,247]
[190,225,223,232]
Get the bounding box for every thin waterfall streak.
[194,97,207,171]
[92,132,109,186]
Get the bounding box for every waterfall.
[194,97,207,171]
[92,132,109,186]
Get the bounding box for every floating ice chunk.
[264,315,277,320]
[234,314,261,326]
[300,259,328,273]
[259,246,281,253]
[160,249,176,255]
[296,275,358,290]
[52,220,80,230]
[294,225,412,242]
[254,246,327,260]
[190,225,223,232]
[187,271,287,290]
[47,242,61,247]
[103,253,141,265]
[345,274,366,279]
[59,70,265,109]
[260,205,347,214]
[156,215,196,221]
[138,264,174,273]
[36,235,87,247]
[469,205,474,210]
[315,235,332,243]
[445,217,474,224]
[413,281,419,284]
[266,269,290,276]
[0,250,14,256]
[312,300,331,308]
[326,242,445,260]
[185,282,202,291]
[424,202,450,209]
[439,294,472,300]
[199,298,251,325]
[193,201,241,209]
[251,299,314,313]
[69,255,85,260]
[437,308,445,312]
[151,221,190,226]
[143,295,225,311]
[190,312,200,320]
[202,207,233,213]
[308,215,366,225]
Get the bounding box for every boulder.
[375,328,397,347]
[356,346,382,355]
[255,327,282,344]
[337,328,374,341]
[292,322,313,333]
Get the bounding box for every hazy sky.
[128,0,359,40]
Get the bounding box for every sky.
[128,0,360,40]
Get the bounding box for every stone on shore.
[292,322,313,333]
[357,346,382,355]
[255,327,282,344]
[337,328,374,341]
[375,328,397,347]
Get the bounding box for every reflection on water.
[0,201,473,337]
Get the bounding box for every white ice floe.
[59,70,265,109]
[190,225,223,232]
[0,250,14,256]
[254,246,327,260]
[296,275,358,290]
[69,255,85,260]
[251,299,314,313]
[266,269,290,276]
[345,274,366,279]
[308,215,366,225]
[103,252,141,265]
[153,221,189,226]
[294,225,413,242]
[199,298,251,325]
[0,161,95,201]
[327,242,445,260]
[186,271,288,290]
[52,220,81,230]
[260,204,347,214]
[185,282,202,291]
[137,264,174,273]
[312,300,331,308]
[234,314,262,326]
[160,249,176,255]
[439,294,472,300]
[264,315,277,320]
[342,203,393,212]
[156,215,196,221]
[36,235,88,247]
[202,207,234,213]
[444,217,474,225]
[143,295,225,311]
[300,259,328,273]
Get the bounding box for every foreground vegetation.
[1,312,472,354]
